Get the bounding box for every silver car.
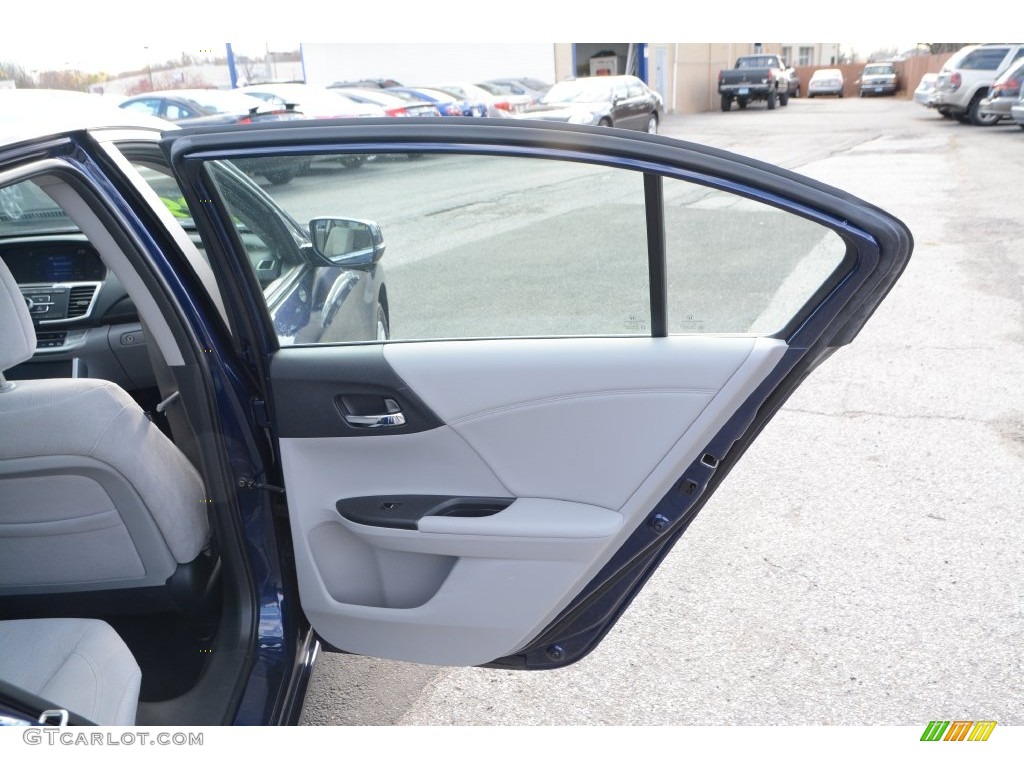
[913,73,938,106]
[978,56,1024,123]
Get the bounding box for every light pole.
[143,46,154,91]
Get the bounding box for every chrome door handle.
[342,397,405,428]
[343,412,406,428]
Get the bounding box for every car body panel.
[161,118,912,670]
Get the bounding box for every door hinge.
[238,476,286,495]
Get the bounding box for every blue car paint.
[59,136,303,725]
[386,87,487,117]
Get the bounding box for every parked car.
[328,86,441,117]
[241,83,385,119]
[718,54,791,111]
[914,72,939,106]
[242,83,383,168]
[428,82,530,117]
[0,89,912,727]
[1011,91,1024,129]
[807,68,845,98]
[386,86,488,117]
[330,78,403,89]
[119,89,308,185]
[480,77,552,102]
[928,43,1024,125]
[472,81,536,111]
[977,56,1024,123]
[858,62,899,97]
[523,75,663,132]
[119,89,302,126]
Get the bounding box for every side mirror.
[308,217,385,267]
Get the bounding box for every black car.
[0,90,912,727]
[523,75,664,132]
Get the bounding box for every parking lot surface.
[299,98,1023,725]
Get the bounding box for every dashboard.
[1,237,155,391]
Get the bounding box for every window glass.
[164,103,193,121]
[121,99,160,116]
[203,152,651,342]
[663,180,845,333]
[959,48,1009,70]
[183,151,847,345]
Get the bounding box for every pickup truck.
[718,54,790,111]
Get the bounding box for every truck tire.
[767,88,777,110]
[780,90,789,107]
[721,94,732,112]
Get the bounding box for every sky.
[0,2,987,75]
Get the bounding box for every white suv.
[929,43,1024,125]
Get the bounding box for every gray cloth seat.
[0,618,141,725]
[0,257,209,595]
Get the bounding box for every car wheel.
[968,94,1000,126]
[808,93,815,98]
[645,113,658,134]
[720,94,732,112]
[375,301,390,341]
[838,91,844,99]
[340,156,365,169]
[779,90,789,107]
[264,169,294,185]
[598,117,612,127]
[766,89,777,110]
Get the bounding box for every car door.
[163,119,911,670]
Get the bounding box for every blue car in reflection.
[387,86,488,117]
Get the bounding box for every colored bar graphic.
[921,721,949,741]
[920,720,996,742]
[968,721,997,742]
[944,721,973,741]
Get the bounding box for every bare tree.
[923,43,972,55]
[0,62,36,88]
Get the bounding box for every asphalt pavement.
[298,98,1023,726]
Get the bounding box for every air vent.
[66,285,96,318]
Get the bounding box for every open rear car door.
[164,119,912,669]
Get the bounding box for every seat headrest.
[0,257,35,373]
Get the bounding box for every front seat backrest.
[0,257,209,595]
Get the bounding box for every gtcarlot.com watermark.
[23,729,203,747]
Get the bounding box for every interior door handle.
[343,411,406,428]
[341,397,406,428]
